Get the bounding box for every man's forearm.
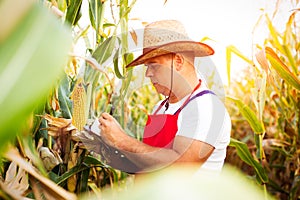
[117,135,181,171]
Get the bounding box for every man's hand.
[98,112,127,148]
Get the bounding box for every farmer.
[98,20,231,174]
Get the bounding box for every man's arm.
[119,135,214,172]
[99,113,214,172]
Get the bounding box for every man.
[98,20,231,174]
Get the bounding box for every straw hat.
[126,20,214,68]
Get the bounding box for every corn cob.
[71,79,87,131]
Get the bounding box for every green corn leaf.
[265,47,300,90]
[227,97,265,134]
[65,0,83,26]
[88,0,104,31]
[229,138,269,184]
[226,45,254,64]
[119,0,137,21]
[124,53,134,66]
[114,48,125,79]
[258,72,267,121]
[92,35,117,65]
[88,0,97,30]
[290,175,300,200]
[282,45,297,74]
[79,168,90,193]
[226,45,254,85]
[0,2,72,155]
[283,9,299,73]
[57,74,73,119]
[83,155,107,166]
[98,165,273,200]
[226,46,232,85]
[254,134,263,160]
[251,72,267,121]
[265,15,284,54]
[55,164,89,185]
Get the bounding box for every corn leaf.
[114,48,125,79]
[55,164,89,185]
[0,3,72,155]
[226,46,232,85]
[99,165,273,200]
[2,161,29,197]
[283,10,298,74]
[83,155,107,166]
[88,0,104,32]
[282,45,297,74]
[92,35,117,65]
[226,45,254,85]
[290,175,300,200]
[227,96,265,134]
[265,47,300,90]
[0,0,34,42]
[58,74,73,119]
[79,168,90,193]
[119,0,137,20]
[258,72,267,121]
[229,138,269,184]
[4,148,77,200]
[265,15,284,54]
[65,0,83,26]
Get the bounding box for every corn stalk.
[226,1,300,199]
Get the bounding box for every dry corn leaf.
[255,50,269,73]
[4,147,77,200]
[262,139,290,148]
[0,161,30,199]
[38,147,62,171]
[129,28,138,46]
[265,47,300,90]
[40,114,76,137]
[67,144,80,192]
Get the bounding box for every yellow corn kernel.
[71,79,87,131]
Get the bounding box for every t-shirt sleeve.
[176,94,231,147]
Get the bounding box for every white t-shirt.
[152,84,231,172]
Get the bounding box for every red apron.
[143,81,204,148]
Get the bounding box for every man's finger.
[98,116,107,127]
[101,112,110,119]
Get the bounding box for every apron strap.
[173,90,216,115]
[153,98,169,115]
[152,80,202,115]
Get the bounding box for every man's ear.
[174,53,184,71]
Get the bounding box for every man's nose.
[145,67,152,77]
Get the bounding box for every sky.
[126,0,295,85]
[78,0,296,86]
[130,0,263,50]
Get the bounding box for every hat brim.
[126,41,214,68]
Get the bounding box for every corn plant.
[0,0,76,199]
[0,0,144,198]
[225,1,300,199]
[36,0,143,195]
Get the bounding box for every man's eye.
[148,64,160,69]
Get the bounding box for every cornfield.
[0,0,299,199]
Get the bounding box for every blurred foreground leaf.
[0,2,72,155]
[87,165,274,200]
